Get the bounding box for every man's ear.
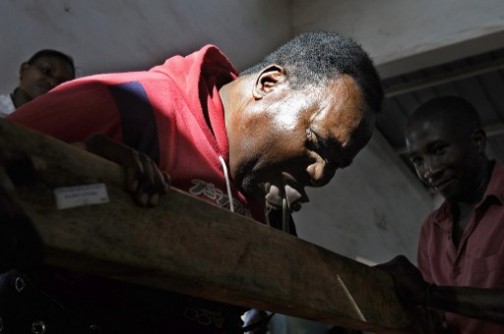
[252,64,287,100]
[19,62,29,80]
[472,128,487,154]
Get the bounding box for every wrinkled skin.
[221,65,373,212]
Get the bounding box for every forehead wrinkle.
[319,79,364,145]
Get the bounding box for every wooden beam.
[0,120,421,333]
[384,57,504,98]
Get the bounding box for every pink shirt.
[418,161,504,333]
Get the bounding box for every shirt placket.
[452,207,483,284]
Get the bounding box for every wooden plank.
[0,120,420,333]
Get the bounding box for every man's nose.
[47,77,58,88]
[421,157,441,181]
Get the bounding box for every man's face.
[228,74,372,211]
[406,117,483,202]
[19,56,74,100]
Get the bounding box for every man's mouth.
[264,183,309,212]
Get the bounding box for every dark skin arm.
[378,255,504,325]
[430,285,504,324]
[81,134,170,207]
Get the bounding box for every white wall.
[292,0,504,78]
[294,131,434,264]
[0,0,290,94]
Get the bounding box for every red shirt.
[8,45,265,223]
[7,45,265,333]
[418,161,504,333]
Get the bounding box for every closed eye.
[306,128,320,150]
[36,64,55,78]
[307,128,351,169]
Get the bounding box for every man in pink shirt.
[382,96,504,333]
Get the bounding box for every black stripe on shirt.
[108,82,160,164]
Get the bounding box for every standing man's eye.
[434,146,446,155]
[410,156,422,165]
[38,66,54,77]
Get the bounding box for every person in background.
[0,49,75,117]
[381,96,504,334]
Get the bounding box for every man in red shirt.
[383,96,504,333]
[1,32,383,333]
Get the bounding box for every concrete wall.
[0,0,290,93]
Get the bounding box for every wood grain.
[0,120,421,333]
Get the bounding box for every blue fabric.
[109,82,160,164]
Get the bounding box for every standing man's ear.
[252,64,287,100]
[472,128,487,154]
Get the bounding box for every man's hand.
[83,134,170,207]
[242,308,273,334]
[376,255,428,305]
[376,256,451,333]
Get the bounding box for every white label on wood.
[54,183,109,210]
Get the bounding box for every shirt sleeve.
[6,79,123,144]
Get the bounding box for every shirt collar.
[481,160,504,206]
[432,160,504,230]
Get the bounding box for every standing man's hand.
[376,255,428,305]
[83,134,170,207]
[376,256,450,333]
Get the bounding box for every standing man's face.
[406,116,484,202]
[19,56,75,100]
[227,72,373,211]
